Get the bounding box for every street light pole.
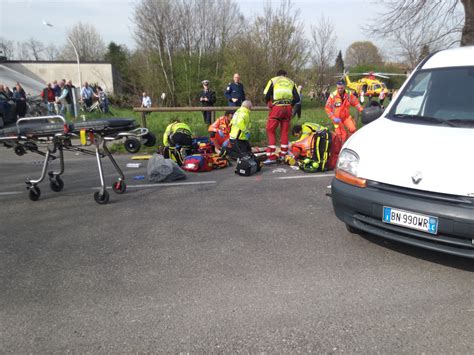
[43,21,82,119]
[66,36,82,95]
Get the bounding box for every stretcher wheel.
[124,138,141,154]
[94,190,110,205]
[112,180,126,194]
[143,132,157,147]
[14,145,26,156]
[29,186,41,201]
[50,177,64,192]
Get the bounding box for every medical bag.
[309,129,332,171]
[235,154,261,176]
[182,154,214,172]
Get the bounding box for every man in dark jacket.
[224,73,245,110]
[199,80,216,125]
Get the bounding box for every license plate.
[383,206,438,235]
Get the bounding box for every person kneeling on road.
[208,110,233,153]
[222,100,253,159]
[162,119,193,166]
[289,122,331,171]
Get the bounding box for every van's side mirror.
[361,105,383,124]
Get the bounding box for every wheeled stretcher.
[0,116,156,204]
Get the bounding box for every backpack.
[235,154,261,176]
[210,154,229,169]
[182,154,214,172]
[309,129,331,171]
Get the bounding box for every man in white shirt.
[142,92,152,108]
[81,82,94,108]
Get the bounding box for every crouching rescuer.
[263,69,300,164]
[325,80,363,143]
[162,120,193,166]
[222,100,253,159]
[208,110,233,154]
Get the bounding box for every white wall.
[3,62,114,94]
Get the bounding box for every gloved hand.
[333,117,342,124]
[218,130,225,138]
[222,139,229,148]
[245,132,251,140]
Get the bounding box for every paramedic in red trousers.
[325,80,363,144]
[263,69,300,163]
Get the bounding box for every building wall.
[3,62,114,94]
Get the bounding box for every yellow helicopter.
[341,71,406,102]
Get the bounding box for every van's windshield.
[388,67,474,126]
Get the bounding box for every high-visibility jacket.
[229,107,251,140]
[325,89,363,122]
[264,76,299,105]
[208,115,231,135]
[163,122,192,146]
[298,122,327,141]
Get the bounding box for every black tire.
[29,186,41,201]
[143,132,157,147]
[124,138,141,154]
[14,145,26,156]
[112,180,126,194]
[346,224,361,234]
[94,190,110,205]
[50,177,64,192]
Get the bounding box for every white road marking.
[0,191,23,196]
[276,173,334,180]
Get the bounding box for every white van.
[331,46,474,258]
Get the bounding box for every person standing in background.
[199,80,216,125]
[292,85,303,119]
[224,73,245,110]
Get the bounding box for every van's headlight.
[337,149,359,175]
[335,149,366,188]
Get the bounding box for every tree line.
[0,0,471,106]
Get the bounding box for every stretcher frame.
[0,115,149,204]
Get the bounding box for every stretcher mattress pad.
[0,118,137,138]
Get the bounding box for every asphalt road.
[0,149,473,352]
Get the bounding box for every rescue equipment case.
[235,154,261,176]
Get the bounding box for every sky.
[0,0,387,58]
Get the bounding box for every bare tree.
[368,1,464,68]
[310,15,337,91]
[0,37,15,60]
[132,0,243,105]
[23,38,46,60]
[367,1,472,67]
[44,43,59,61]
[345,41,383,68]
[61,22,106,61]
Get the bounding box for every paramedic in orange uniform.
[325,80,363,143]
[208,111,233,152]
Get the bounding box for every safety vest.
[163,122,192,146]
[229,107,251,140]
[264,76,295,103]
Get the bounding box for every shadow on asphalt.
[357,232,474,272]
